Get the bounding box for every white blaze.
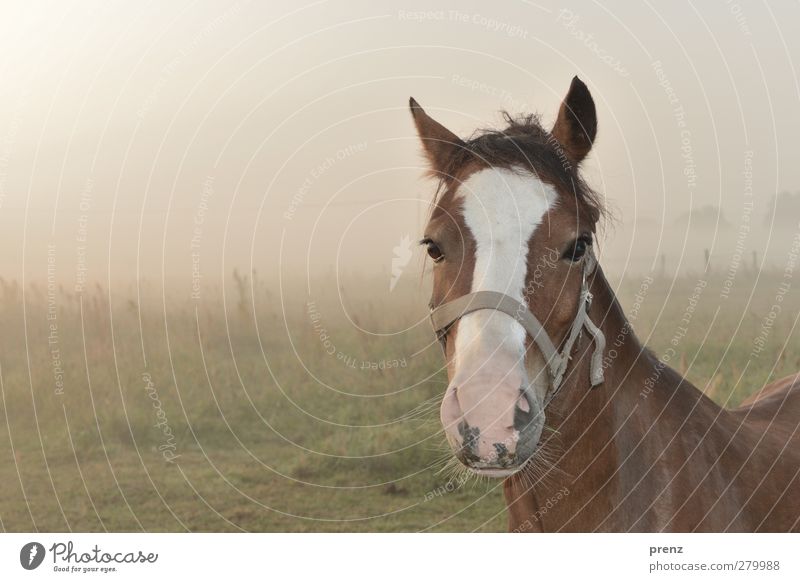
[454,167,557,403]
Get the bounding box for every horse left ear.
[551,76,597,165]
[408,97,465,175]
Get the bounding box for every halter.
[429,252,606,405]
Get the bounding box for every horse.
[409,77,800,532]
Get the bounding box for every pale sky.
[1,0,798,291]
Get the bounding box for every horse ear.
[551,76,597,165]
[409,98,465,174]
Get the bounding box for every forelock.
[431,113,605,226]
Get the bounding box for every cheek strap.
[429,254,606,403]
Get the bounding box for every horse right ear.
[551,76,597,165]
[409,98,464,175]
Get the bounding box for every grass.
[0,265,798,532]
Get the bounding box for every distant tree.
[674,205,732,230]
[765,191,800,226]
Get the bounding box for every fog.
[1,0,799,296]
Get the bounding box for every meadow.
[0,264,798,532]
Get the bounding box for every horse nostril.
[514,390,539,433]
[458,421,480,453]
[441,386,463,428]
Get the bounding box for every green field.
[0,267,798,532]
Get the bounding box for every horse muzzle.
[440,377,546,476]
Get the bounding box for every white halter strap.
[429,253,605,403]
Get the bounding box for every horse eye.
[563,236,591,262]
[427,242,444,262]
[421,238,444,263]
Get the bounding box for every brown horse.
[410,77,800,532]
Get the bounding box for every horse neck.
[582,267,728,451]
[509,266,748,531]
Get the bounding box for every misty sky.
[1,0,798,291]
